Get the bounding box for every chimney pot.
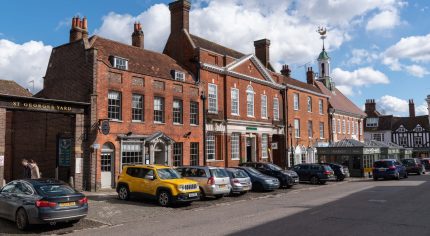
[132,21,144,49]
[280,64,291,77]
[409,99,416,117]
[306,66,315,85]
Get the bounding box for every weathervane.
[317,26,327,50]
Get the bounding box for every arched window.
[321,63,325,76]
[246,85,254,117]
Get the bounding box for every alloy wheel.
[158,191,170,206]
[118,186,129,200]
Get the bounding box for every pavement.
[2,175,429,235]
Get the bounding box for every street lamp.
[288,124,294,167]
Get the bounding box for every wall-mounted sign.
[271,142,278,150]
[0,155,4,167]
[58,138,72,167]
[100,120,110,135]
[75,158,82,174]
[246,127,257,131]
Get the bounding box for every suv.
[293,164,336,184]
[421,158,430,171]
[373,159,407,180]
[239,162,299,188]
[325,163,350,181]
[177,166,231,199]
[116,165,200,206]
[401,158,425,175]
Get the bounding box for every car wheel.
[157,190,171,207]
[118,185,130,200]
[319,180,327,185]
[253,182,264,192]
[310,176,319,185]
[16,208,29,231]
[286,184,293,189]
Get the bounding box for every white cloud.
[0,39,52,93]
[346,48,379,65]
[366,10,400,31]
[405,64,429,78]
[377,95,429,116]
[416,103,428,116]
[332,67,389,95]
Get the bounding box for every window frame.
[190,142,199,166]
[318,99,324,114]
[261,134,269,159]
[108,90,122,121]
[174,71,185,81]
[307,120,313,138]
[293,93,299,110]
[294,119,300,138]
[153,96,165,123]
[261,94,268,119]
[173,143,183,167]
[307,96,312,112]
[113,57,128,70]
[131,94,144,122]
[231,88,240,116]
[206,132,216,160]
[231,133,240,160]
[190,101,199,125]
[208,84,218,114]
[319,122,324,139]
[247,86,255,117]
[273,97,279,120]
[173,99,183,125]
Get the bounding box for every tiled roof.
[270,72,325,95]
[392,115,430,131]
[91,36,192,81]
[0,80,32,97]
[329,139,365,147]
[315,81,366,117]
[189,34,245,59]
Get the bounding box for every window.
[247,86,254,117]
[366,118,379,127]
[208,84,218,113]
[121,142,143,169]
[293,93,299,110]
[230,88,239,115]
[319,122,324,139]
[173,143,183,167]
[113,57,128,70]
[132,94,144,121]
[355,122,359,135]
[307,120,313,138]
[190,102,199,125]
[360,122,363,135]
[173,99,183,124]
[415,126,423,132]
[294,119,300,138]
[273,98,279,120]
[332,118,336,133]
[414,137,423,146]
[307,96,312,112]
[108,91,121,120]
[342,120,346,134]
[337,119,341,134]
[347,121,350,134]
[154,97,164,123]
[231,133,240,160]
[174,71,185,81]
[372,133,384,142]
[262,134,269,159]
[399,136,407,146]
[261,95,268,118]
[206,132,216,160]
[190,143,199,166]
[319,99,323,114]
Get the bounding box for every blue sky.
[0,0,429,116]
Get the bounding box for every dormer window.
[415,126,423,132]
[112,56,128,70]
[174,70,185,81]
[366,118,379,127]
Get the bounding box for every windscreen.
[374,161,393,168]
[210,168,228,178]
[36,184,76,196]
[233,170,248,178]
[157,168,182,179]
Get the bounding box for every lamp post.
[200,91,207,166]
[288,124,294,167]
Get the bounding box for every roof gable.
[0,80,32,97]
[228,57,266,81]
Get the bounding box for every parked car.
[225,168,252,195]
[176,166,231,199]
[239,162,299,188]
[420,158,430,171]
[293,164,336,184]
[372,159,408,180]
[234,166,280,191]
[0,179,88,230]
[325,163,350,181]
[401,158,426,175]
[117,165,200,206]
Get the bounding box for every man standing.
[21,159,31,179]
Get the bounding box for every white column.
[149,144,155,164]
[166,144,171,166]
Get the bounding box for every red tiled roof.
[189,34,245,59]
[0,80,32,97]
[91,36,192,81]
[270,72,324,95]
[315,81,366,117]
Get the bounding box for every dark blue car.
[373,159,408,180]
[234,167,280,191]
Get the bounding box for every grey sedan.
[0,179,88,230]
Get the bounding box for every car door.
[0,182,18,219]
[396,161,406,175]
[0,182,22,220]
[142,169,159,196]
[135,168,152,195]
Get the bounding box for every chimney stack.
[280,64,291,77]
[132,22,144,49]
[70,16,88,42]
[254,39,271,68]
[82,17,88,39]
[306,67,315,85]
[169,0,191,34]
[365,99,376,115]
[409,99,415,117]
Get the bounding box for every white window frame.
[262,134,269,159]
[113,57,128,70]
[208,84,218,114]
[319,122,324,139]
[319,99,323,114]
[261,94,268,119]
[247,85,255,117]
[342,120,346,134]
[307,96,312,112]
[294,119,300,138]
[338,119,341,134]
[414,136,423,146]
[293,93,299,110]
[307,120,313,138]
[174,71,185,81]
[231,88,239,116]
[332,118,336,134]
[206,132,216,160]
[399,136,408,146]
[108,90,122,121]
[347,121,350,134]
[366,118,379,127]
[231,133,240,160]
[173,99,183,124]
[273,97,279,120]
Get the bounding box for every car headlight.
[265,179,273,183]
[178,185,185,191]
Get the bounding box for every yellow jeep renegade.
[116,165,200,206]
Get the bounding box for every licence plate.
[218,184,227,189]
[189,192,198,198]
[59,202,76,207]
[379,168,386,172]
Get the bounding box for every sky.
[0,0,429,116]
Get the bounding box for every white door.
[101,152,113,188]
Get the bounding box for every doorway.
[154,143,166,165]
[101,143,115,189]
[246,136,256,162]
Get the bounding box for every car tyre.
[157,190,171,207]
[118,185,130,200]
[310,176,319,185]
[319,180,327,185]
[16,208,29,231]
[254,182,264,192]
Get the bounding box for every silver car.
[177,166,231,199]
[225,168,252,195]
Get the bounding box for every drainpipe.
[201,92,207,166]
[281,84,288,168]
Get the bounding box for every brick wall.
[0,108,5,186]
[332,114,364,142]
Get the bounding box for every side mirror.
[145,175,154,180]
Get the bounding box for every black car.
[293,164,336,184]
[324,163,350,181]
[401,158,425,175]
[234,167,280,191]
[0,179,88,230]
[421,158,430,171]
[239,162,299,188]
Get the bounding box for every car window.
[127,167,140,177]
[1,183,17,193]
[17,182,34,195]
[267,163,283,171]
[244,167,262,176]
[310,165,320,170]
[210,168,228,178]
[136,168,151,178]
[374,161,392,168]
[36,184,76,196]
[233,170,248,178]
[157,168,182,179]
[323,165,333,171]
[395,161,401,166]
[300,165,309,170]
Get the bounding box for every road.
[2,175,430,235]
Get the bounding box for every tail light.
[207,177,215,185]
[36,200,57,208]
[323,170,332,175]
[233,179,240,183]
[388,166,396,170]
[78,197,88,204]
